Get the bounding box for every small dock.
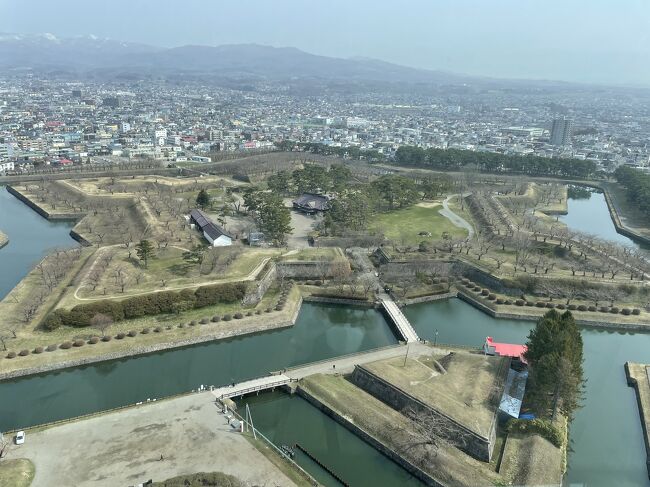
[626,362,650,480]
[381,298,420,342]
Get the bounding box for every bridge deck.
[211,374,290,399]
[381,299,420,342]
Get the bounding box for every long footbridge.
[380,298,420,342]
[211,343,430,401]
[211,295,423,401]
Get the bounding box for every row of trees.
[615,166,650,219]
[267,164,353,195]
[42,281,248,330]
[524,310,584,420]
[275,141,386,162]
[394,146,599,179]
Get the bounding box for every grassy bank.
[0,285,300,378]
[0,458,34,487]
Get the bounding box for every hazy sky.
[1,0,649,85]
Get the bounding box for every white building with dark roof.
[189,209,233,247]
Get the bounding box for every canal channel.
[0,185,649,486]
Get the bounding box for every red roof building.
[484,337,527,364]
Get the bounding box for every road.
[440,194,475,238]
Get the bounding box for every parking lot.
[16,392,296,487]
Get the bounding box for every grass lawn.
[603,181,650,238]
[69,246,277,301]
[0,459,35,487]
[370,203,468,246]
[361,353,506,436]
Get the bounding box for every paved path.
[440,194,475,238]
[381,298,420,342]
[284,343,429,378]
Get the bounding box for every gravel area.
[17,392,297,487]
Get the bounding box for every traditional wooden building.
[189,209,232,247]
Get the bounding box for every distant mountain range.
[0,32,470,85]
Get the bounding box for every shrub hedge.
[18,349,30,356]
[33,346,44,354]
[6,351,16,359]
[41,282,247,329]
[506,418,563,448]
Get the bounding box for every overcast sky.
[1,0,649,85]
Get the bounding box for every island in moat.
[1,152,649,487]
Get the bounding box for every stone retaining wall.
[403,292,457,305]
[242,263,277,305]
[277,260,350,279]
[350,365,496,462]
[296,386,442,487]
[6,184,84,221]
[303,295,375,307]
[457,291,650,331]
[625,362,650,480]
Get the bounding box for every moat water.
[560,186,648,250]
[0,187,75,298]
[0,186,649,486]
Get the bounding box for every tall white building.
[154,128,167,146]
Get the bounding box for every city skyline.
[1,0,649,86]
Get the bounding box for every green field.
[370,204,468,245]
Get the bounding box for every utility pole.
[403,343,410,367]
[245,403,257,440]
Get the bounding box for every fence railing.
[219,378,290,399]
